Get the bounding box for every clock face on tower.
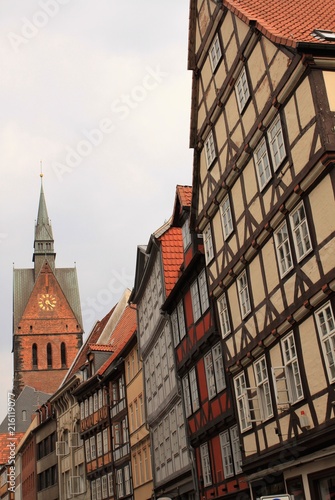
[38,293,57,311]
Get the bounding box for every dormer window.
[182,218,191,250]
[204,131,216,169]
[312,29,335,41]
[209,33,222,71]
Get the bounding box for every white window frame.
[203,224,214,264]
[191,269,209,323]
[234,372,252,432]
[171,300,186,346]
[91,480,97,500]
[254,356,273,420]
[274,221,293,277]
[98,389,103,408]
[103,428,109,454]
[267,114,286,170]
[182,375,192,417]
[108,472,114,497]
[124,464,131,495]
[217,293,231,338]
[116,469,124,498]
[97,432,103,457]
[93,392,98,412]
[254,137,271,190]
[199,269,210,313]
[289,202,312,262]
[85,439,91,462]
[90,436,96,460]
[102,475,108,499]
[182,367,200,417]
[96,478,102,500]
[209,32,222,71]
[190,277,201,321]
[230,425,242,474]
[182,217,192,250]
[315,301,335,383]
[204,130,216,169]
[220,430,234,478]
[281,332,303,403]
[200,442,212,486]
[237,270,251,319]
[235,66,250,113]
[204,349,217,400]
[220,194,233,240]
[189,366,200,412]
[204,343,226,399]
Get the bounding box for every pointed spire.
[33,171,56,274]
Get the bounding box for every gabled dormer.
[171,185,203,268]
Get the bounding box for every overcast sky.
[0,0,192,418]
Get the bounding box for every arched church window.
[61,342,66,368]
[47,343,52,369]
[32,344,38,369]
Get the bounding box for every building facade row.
[2,1,335,500]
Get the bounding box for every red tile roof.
[97,305,137,375]
[64,306,115,381]
[88,344,114,352]
[176,185,192,208]
[225,0,335,47]
[0,432,25,464]
[172,185,192,226]
[159,227,184,296]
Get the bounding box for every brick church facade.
[12,176,83,396]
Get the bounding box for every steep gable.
[16,261,81,333]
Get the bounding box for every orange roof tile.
[224,0,335,47]
[0,432,25,465]
[159,227,184,296]
[88,344,114,352]
[176,185,192,208]
[171,185,192,226]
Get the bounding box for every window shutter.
[245,387,263,422]
[271,366,291,406]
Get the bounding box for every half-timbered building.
[130,214,194,500]
[162,185,249,499]
[125,329,153,500]
[51,374,89,500]
[188,0,335,498]
[74,289,137,500]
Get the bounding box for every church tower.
[12,175,83,397]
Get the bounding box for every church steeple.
[33,174,56,275]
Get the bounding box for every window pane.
[235,67,250,112]
[290,202,312,261]
[220,195,233,239]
